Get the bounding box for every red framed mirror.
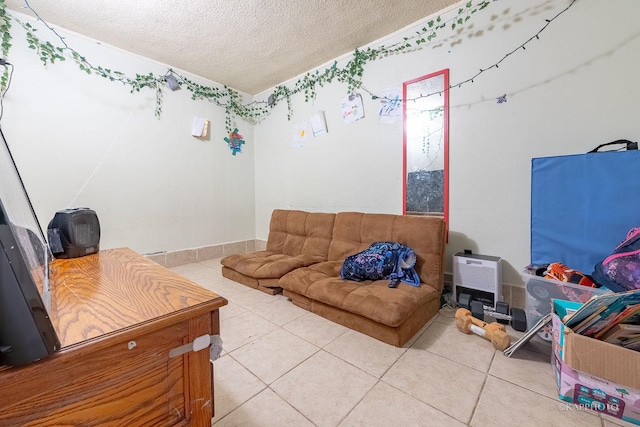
[402,68,449,231]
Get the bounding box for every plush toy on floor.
[455,308,511,351]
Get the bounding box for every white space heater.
[452,252,502,309]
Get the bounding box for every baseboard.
[144,239,263,267]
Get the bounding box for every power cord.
[439,291,457,318]
[0,58,14,122]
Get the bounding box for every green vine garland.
[0,0,491,133]
[0,1,11,89]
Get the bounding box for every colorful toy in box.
[544,262,598,303]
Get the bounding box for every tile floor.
[170,259,635,427]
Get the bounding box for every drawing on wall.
[311,111,328,136]
[292,121,309,147]
[378,87,402,123]
[341,93,365,124]
[224,128,245,155]
[192,117,209,137]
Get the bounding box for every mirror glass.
[0,130,50,303]
[403,69,449,226]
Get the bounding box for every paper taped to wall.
[311,111,327,136]
[341,93,364,124]
[192,117,209,137]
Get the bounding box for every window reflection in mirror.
[402,69,449,229]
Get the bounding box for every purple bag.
[592,227,640,292]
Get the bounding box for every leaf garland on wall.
[0,1,493,134]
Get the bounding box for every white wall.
[254,0,640,285]
[4,0,639,287]
[2,11,256,255]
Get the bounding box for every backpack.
[340,241,420,288]
[592,227,640,292]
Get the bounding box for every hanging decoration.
[0,0,576,135]
[224,128,245,155]
[292,121,309,147]
[310,110,328,137]
[192,117,209,137]
[341,93,365,125]
[378,87,402,123]
[0,1,493,131]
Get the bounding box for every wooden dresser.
[0,247,227,426]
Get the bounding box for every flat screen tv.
[0,128,60,367]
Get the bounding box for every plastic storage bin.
[521,270,609,339]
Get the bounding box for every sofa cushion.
[279,261,439,327]
[267,210,335,257]
[279,260,343,295]
[308,278,439,327]
[221,250,326,279]
[220,209,336,281]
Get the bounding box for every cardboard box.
[552,352,640,424]
[552,299,640,389]
[552,299,640,425]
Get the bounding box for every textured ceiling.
[6,0,460,95]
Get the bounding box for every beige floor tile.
[271,350,377,427]
[206,277,254,299]
[170,263,237,297]
[382,348,485,423]
[434,310,457,325]
[229,287,279,311]
[283,311,349,347]
[402,316,439,348]
[251,295,309,326]
[340,381,465,427]
[219,301,248,322]
[489,347,557,399]
[211,355,266,423]
[213,388,314,427]
[603,414,640,427]
[230,328,319,384]
[472,375,602,427]
[169,262,214,279]
[324,330,407,378]
[201,261,623,426]
[411,317,497,373]
[198,257,224,270]
[191,274,228,290]
[220,310,278,352]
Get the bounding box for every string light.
[365,0,576,104]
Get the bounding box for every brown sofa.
[221,210,446,347]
